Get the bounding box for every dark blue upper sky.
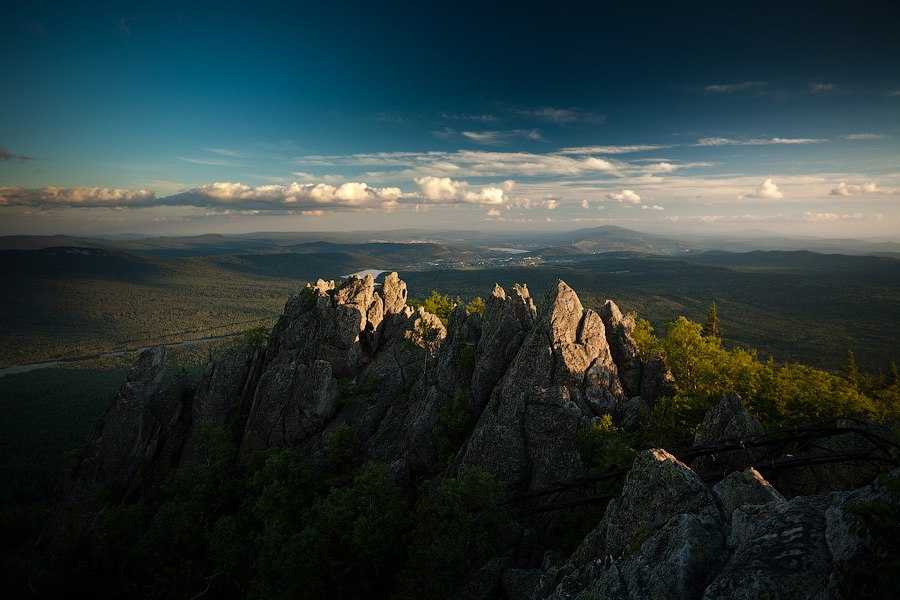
[2,1,899,235]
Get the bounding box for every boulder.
[691,394,765,476]
[713,467,785,518]
[603,449,719,558]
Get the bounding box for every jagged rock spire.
[458,279,627,491]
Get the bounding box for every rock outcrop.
[691,393,765,476]
[470,283,536,414]
[62,273,898,600]
[534,448,899,600]
[458,280,626,492]
[69,347,189,499]
[599,299,642,397]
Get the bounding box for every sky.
[1,1,900,237]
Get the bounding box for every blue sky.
[1,1,899,236]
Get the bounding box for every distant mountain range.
[3,226,899,258]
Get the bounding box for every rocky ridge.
[65,273,899,599]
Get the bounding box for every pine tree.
[845,350,860,389]
[703,301,721,338]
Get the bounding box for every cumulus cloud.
[555,144,669,155]
[414,176,508,205]
[485,208,502,217]
[0,186,155,208]
[696,137,827,146]
[830,181,880,196]
[580,199,590,209]
[641,204,665,211]
[744,178,784,200]
[606,189,641,204]
[543,199,559,210]
[704,81,766,93]
[166,181,404,211]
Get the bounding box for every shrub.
[397,467,510,599]
[465,296,486,316]
[576,414,636,473]
[433,390,476,465]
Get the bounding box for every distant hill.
[1,246,160,280]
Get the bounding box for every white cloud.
[414,176,508,205]
[556,144,669,155]
[803,211,866,222]
[641,204,665,211]
[842,133,886,140]
[810,82,836,94]
[178,157,243,167]
[460,129,543,145]
[517,107,604,124]
[580,199,589,209]
[606,189,642,204]
[830,181,880,196]
[168,181,404,211]
[0,186,155,208]
[485,207,502,217]
[300,150,623,179]
[704,81,766,93]
[642,162,677,174]
[696,137,827,146]
[744,178,784,200]
[543,199,559,210]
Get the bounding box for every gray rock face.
[638,353,675,409]
[265,274,381,377]
[703,494,835,599]
[691,394,765,476]
[241,358,337,454]
[470,283,536,414]
[239,273,445,459]
[536,448,900,600]
[537,449,726,600]
[713,467,785,518]
[603,449,720,558]
[599,299,643,398]
[70,347,187,497]
[181,347,259,466]
[459,280,625,491]
[381,271,408,316]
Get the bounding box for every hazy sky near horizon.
[2,1,900,237]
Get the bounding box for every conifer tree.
[845,350,860,389]
[703,301,721,339]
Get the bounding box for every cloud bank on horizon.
[1,2,899,236]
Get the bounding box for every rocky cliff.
[62,273,899,599]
